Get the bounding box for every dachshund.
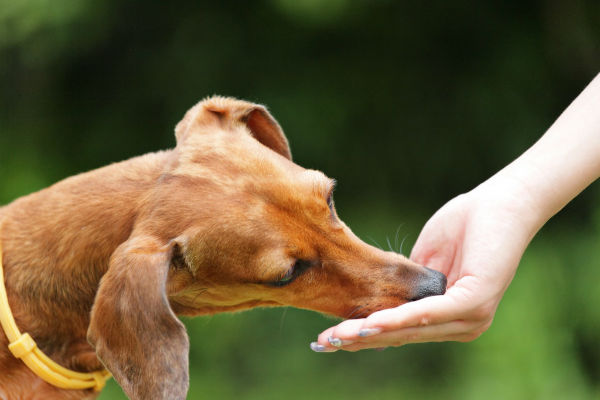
[0,97,446,399]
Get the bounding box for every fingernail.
[358,328,382,337]
[310,342,337,352]
[328,337,354,347]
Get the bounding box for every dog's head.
[88,97,446,399]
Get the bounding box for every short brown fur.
[0,97,443,399]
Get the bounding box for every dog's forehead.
[175,128,281,169]
[299,169,333,195]
[168,128,335,217]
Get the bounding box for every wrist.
[473,74,600,240]
[471,167,549,243]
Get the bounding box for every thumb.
[410,224,446,266]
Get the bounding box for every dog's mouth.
[341,305,374,319]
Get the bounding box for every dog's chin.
[170,299,283,316]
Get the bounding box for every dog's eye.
[278,268,295,284]
[269,260,313,287]
[326,180,337,216]
[327,193,335,214]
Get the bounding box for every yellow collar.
[0,233,110,391]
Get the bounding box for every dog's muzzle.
[409,267,447,301]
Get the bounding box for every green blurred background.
[1,1,599,399]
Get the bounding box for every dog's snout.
[409,267,447,301]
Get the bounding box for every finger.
[409,219,447,265]
[355,319,481,347]
[362,290,465,331]
[316,326,336,343]
[331,319,484,352]
[327,319,366,341]
[316,319,365,349]
[338,331,478,352]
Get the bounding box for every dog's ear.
[175,96,292,160]
[88,237,189,400]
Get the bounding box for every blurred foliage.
[1,0,599,399]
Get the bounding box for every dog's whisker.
[345,305,364,320]
[345,306,360,319]
[191,288,208,305]
[367,236,383,250]
[386,236,393,252]
[200,315,214,327]
[399,234,409,255]
[393,224,404,253]
[279,307,288,333]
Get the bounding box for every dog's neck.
[0,151,174,374]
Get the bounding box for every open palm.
[314,182,534,351]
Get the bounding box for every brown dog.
[0,97,446,400]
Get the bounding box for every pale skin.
[311,72,600,352]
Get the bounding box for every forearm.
[482,73,600,239]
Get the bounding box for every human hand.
[311,73,600,352]
[311,176,537,352]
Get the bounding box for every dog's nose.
[409,267,447,301]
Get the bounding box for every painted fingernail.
[358,328,382,337]
[310,342,336,352]
[328,337,354,347]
